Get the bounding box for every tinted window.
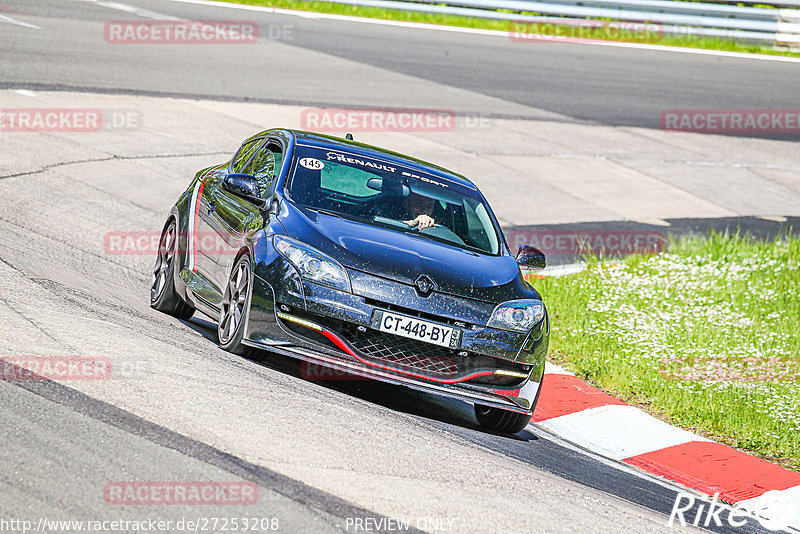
[319,161,381,199]
[232,139,261,174]
[243,141,282,196]
[287,145,501,255]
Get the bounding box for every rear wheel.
[150,218,194,320]
[218,255,253,356]
[474,405,532,434]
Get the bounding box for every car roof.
[251,128,478,191]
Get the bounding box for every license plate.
[371,310,461,349]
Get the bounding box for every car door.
[194,138,263,304]
[205,138,285,298]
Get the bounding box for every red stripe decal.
[532,373,627,422]
[624,441,800,503]
[319,330,359,357]
[316,329,495,385]
[192,181,205,274]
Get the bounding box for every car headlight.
[273,235,351,292]
[487,299,545,332]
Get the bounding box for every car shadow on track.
[180,315,220,342]
[183,314,537,440]
[296,373,538,443]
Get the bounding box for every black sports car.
[151,129,549,433]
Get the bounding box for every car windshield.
[286,145,501,255]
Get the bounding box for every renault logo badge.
[414,275,436,297]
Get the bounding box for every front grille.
[338,324,529,386]
[277,306,529,386]
[340,324,459,378]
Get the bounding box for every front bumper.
[244,259,548,414]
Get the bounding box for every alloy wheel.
[151,223,176,302]
[219,260,250,344]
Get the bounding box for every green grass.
[214,0,800,57]
[534,232,800,471]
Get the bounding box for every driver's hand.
[404,214,435,230]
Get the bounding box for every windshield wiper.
[307,206,366,224]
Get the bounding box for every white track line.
[536,404,709,460]
[534,416,800,531]
[543,362,575,375]
[167,0,800,63]
[533,422,709,494]
[0,14,41,29]
[737,487,800,532]
[79,0,182,20]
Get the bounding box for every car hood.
[279,203,538,303]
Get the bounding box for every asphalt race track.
[3,0,800,130]
[1,1,798,532]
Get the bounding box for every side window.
[232,139,262,174]
[463,201,495,252]
[243,141,283,196]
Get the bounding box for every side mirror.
[268,198,280,216]
[517,245,546,271]
[222,173,265,208]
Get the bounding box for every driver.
[403,193,436,230]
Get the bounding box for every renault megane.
[150,129,549,433]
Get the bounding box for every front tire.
[474,405,532,434]
[218,255,253,356]
[150,218,194,320]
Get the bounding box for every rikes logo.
[414,275,436,297]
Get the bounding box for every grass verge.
[214,0,800,57]
[534,232,800,471]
